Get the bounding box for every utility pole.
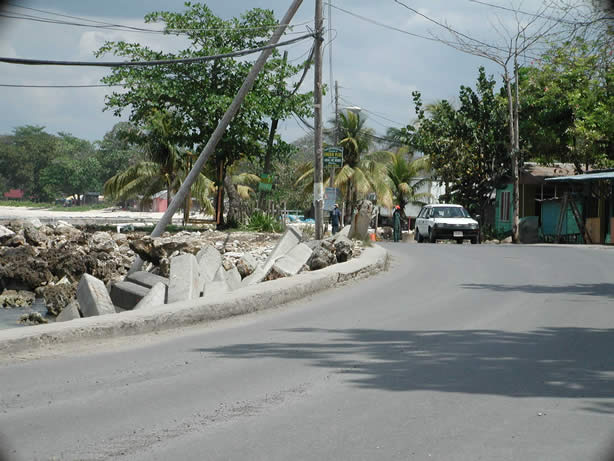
[313,0,324,240]
[331,80,340,224]
[129,0,305,272]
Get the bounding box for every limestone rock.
[236,253,257,278]
[334,236,354,263]
[0,225,15,242]
[0,289,35,308]
[37,282,77,316]
[307,243,337,270]
[5,233,26,247]
[27,218,43,228]
[23,224,47,246]
[89,231,118,253]
[19,312,48,325]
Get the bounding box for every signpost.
[323,146,343,167]
[258,173,274,192]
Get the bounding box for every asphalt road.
[1,243,614,461]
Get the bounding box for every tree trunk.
[513,59,520,243]
[258,119,279,209]
[505,73,520,243]
[215,160,226,228]
[224,174,242,227]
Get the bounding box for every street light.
[344,106,361,113]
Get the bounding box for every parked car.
[414,204,480,244]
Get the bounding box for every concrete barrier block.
[133,282,166,310]
[110,281,150,310]
[125,271,169,289]
[263,227,302,273]
[56,300,81,322]
[225,266,242,291]
[203,280,231,298]
[271,243,313,277]
[168,253,200,303]
[77,273,116,317]
[196,245,222,282]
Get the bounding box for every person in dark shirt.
[331,203,342,235]
[393,205,402,242]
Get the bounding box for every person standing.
[331,203,342,235]
[393,205,402,242]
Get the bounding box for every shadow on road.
[195,327,614,413]
[461,283,614,299]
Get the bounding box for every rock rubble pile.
[0,220,362,326]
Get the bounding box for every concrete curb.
[0,245,388,355]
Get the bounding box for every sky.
[0,0,551,145]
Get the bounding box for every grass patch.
[0,200,49,208]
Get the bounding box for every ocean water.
[0,298,51,330]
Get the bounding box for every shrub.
[245,211,283,233]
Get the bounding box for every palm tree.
[384,148,431,212]
[104,110,215,219]
[297,110,390,220]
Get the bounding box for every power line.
[392,0,513,56]
[0,33,315,67]
[466,0,612,25]
[3,3,313,35]
[0,83,125,88]
[326,3,444,43]
[339,96,405,127]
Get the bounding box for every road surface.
[1,243,613,460]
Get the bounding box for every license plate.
[453,231,463,237]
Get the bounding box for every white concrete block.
[77,274,116,317]
[271,243,313,277]
[167,253,200,304]
[133,282,166,310]
[263,227,302,273]
[56,300,81,322]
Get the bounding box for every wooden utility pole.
[314,0,324,240]
[129,0,305,272]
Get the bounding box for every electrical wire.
[392,0,514,55]
[3,4,313,35]
[339,96,405,127]
[466,0,613,25]
[0,33,315,67]
[325,3,446,43]
[0,83,125,88]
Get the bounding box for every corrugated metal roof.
[545,171,614,182]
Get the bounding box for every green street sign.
[323,146,343,167]
[258,173,274,192]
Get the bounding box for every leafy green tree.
[411,67,509,217]
[40,156,102,204]
[96,3,312,226]
[521,37,614,170]
[0,126,57,201]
